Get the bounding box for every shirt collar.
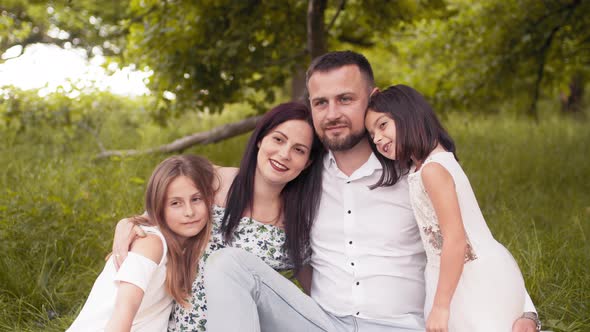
[323,150,338,170]
[323,150,383,180]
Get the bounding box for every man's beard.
[319,128,366,151]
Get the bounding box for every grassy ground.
[0,108,588,331]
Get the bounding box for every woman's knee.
[205,248,248,280]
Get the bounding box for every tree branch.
[325,0,346,34]
[78,121,106,154]
[96,115,262,159]
[0,34,66,62]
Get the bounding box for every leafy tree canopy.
[2,0,587,119]
[382,0,589,117]
[1,0,129,57]
[1,0,446,119]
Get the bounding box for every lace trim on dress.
[422,225,478,263]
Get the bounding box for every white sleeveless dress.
[68,225,172,332]
[407,152,525,331]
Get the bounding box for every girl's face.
[256,119,313,187]
[365,109,397,160]
[164,175,208,243]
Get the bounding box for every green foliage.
[0,0,130,57]
[2,0,589,119]
[0,90,588,330]
[124,0,308,114]
[0,86,149,138]
[0,90,252,331]
[122,0,446,114]
[382,0,590,115]
[2,0,447,118]
[446,112,590,331]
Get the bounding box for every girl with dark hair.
[69,155,215,331]
[365,85,528,332]
[113,102,324,331]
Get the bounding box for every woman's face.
[256,119,314,187]
[164,175,208,243]
[365,109,397,160]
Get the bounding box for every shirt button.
[351,262,355,266]
[356,281,360,285]
[356,312,360,315]
[349,241,353,245]
[347,210,351,214]
[347,181,351,184]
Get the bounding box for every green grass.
[1,108,588,331]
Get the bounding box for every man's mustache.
[321,120,349,129]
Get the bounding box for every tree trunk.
[560,72,584,113]
[291,63,307,102]
[293,0,327,102]
[307,0,327,60]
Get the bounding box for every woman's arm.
[112,217,148,269]
[213,166,238,207]
[106,234,163,331]
[421,163,468,332]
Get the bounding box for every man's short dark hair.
[305,50,375,88]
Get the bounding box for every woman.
[112,102,324,331]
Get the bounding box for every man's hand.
[512,316,538,332]
[112,217,147,269]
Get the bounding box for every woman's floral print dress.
[168,205,292,331]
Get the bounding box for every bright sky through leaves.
[0,44,150,97]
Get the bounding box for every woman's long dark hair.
[368,84,457,188]
[220,102,325,271]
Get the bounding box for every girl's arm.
[106,234,164,332]
[105,282,144,332]
[421,163,468,332]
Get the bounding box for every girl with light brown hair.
[68,155,215,331]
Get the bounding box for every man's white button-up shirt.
[310,151,427,325]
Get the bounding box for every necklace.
[249,211,282,227]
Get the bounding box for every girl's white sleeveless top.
[67,225,172,332]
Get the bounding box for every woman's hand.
[426,305,450,332]
[112,217,147,269]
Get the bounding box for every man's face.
[308,65,371,151]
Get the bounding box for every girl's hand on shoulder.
[426,305,450,332]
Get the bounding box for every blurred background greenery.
[1,0,589,330]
